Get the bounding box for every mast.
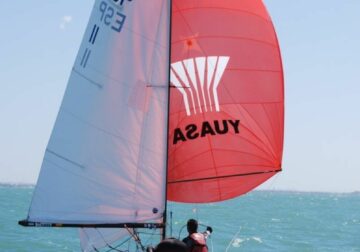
[162,0,173,240]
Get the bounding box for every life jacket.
[189,233,208,252]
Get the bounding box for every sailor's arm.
[203,226,213,239]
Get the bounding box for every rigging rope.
[95,228,129,252]
[125,226,146,251]
[225,226,242,252]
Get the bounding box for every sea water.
[0,184,359,252]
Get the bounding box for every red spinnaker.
[167,0,284,203]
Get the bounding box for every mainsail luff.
[162,0,174,241]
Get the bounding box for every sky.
[0,1,359,193]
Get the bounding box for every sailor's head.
[155,238,186,252]
[187,219,198,234]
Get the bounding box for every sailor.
[147,238,187,252]
[182,219,213,252]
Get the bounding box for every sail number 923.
[99,1,127,33]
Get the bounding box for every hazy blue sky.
[0,1,359,192]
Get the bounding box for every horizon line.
[0,182,359,194]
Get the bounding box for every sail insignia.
[171,56,230,116]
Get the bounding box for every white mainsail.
[27,0,170,231]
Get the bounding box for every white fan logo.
[171,56,230,116]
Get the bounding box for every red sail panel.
[167,0,284,203]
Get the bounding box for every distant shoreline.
[0,182,35,188]
[1,182,359,195]
[255,189,360,195]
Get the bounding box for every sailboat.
[19,0,284,251]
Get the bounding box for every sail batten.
[168,169,282,184]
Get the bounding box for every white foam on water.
[252,237,263,243]
[231,238,244,247]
